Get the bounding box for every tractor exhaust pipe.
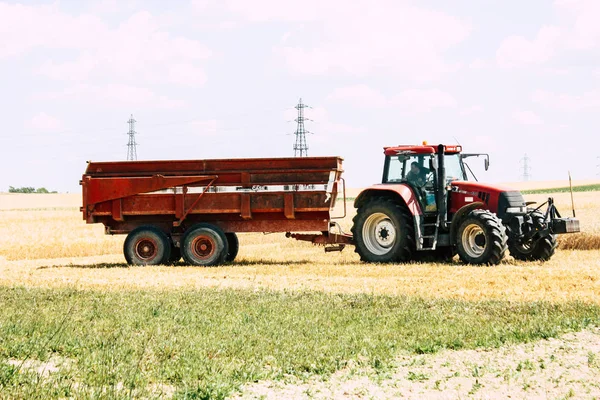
[437,144,448,228]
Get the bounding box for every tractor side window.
[386,156,404,182]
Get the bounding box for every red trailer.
[81,157,349,266]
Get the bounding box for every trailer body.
[81,157,345,265]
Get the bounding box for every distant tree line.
[8,186,57,194]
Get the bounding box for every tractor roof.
[384,144,463,156]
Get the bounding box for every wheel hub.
[362,212,398,256]
[376,220,396,246]
[135,238,157,261]
[192,236,215,259]
[462,224,486,258]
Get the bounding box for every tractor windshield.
[445,154,467,182]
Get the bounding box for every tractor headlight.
[506,206,527,214]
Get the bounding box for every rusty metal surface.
[288,232,354,245]
[82,156,343,234]
[85,157,343,177]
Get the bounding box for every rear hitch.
[529,197,580,235]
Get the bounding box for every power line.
[293,98,312,157]
[126,114,138,161]
[520,153,531,181]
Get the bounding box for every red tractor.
[351,143,580,265]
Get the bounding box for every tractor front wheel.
[456,209,507,265]
[352,197,415,263]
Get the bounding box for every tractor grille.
[498,191,525,217]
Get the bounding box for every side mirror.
[484,157,489,171]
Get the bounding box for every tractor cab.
[382,144,486,214]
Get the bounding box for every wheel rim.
[135,238,158,261]
[462,224,486,258]
[515,240,533,254]
[190,235,216,260]
[362,212,397,256]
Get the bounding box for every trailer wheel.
[352,197,414,263]
[225,233,239,262]
[181,223,228,267]
[123,226,171,266]
[456,209,507,265]
[508,212,557,261]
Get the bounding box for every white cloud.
[460,105,484,116]
[35,84,186,110]
[222,0,470,81]
[27,112,64,132]
[468,59,488,69]
[496,26,562,68]
[0,4,211,87]
[496,0,600,68]
[167,64,208,87]
[532,89,600,112]
[513,110,544,125]
[391,89,458,113]
[327,85,388,108]
[555,0,600,49]
[327,85,457,114]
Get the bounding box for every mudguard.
[354,184,423,216]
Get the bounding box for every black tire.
[508,212,557,261]
[456,209,507,265]
[224,233,239,262]
[181,223,228,267]
[123,225,171,266]
[351,197,415,263]
[167,245,181,264]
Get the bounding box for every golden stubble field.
[0,189,599,304]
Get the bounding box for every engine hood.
[450,181,518,194]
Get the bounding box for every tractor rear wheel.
[456,209,507,265]
[352,197,415,263]
[181,223,228,267]
[224,233,239,262]
[124,226,171,266]
[508,212,557,261]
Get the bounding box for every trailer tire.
[352,197,414,263]
[181,223,228,267]
[124,226,172,266]
[225,233,239,262]
[168,245,181,264]
[456,209,507,265]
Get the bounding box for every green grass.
[520,184,600,195]
[0,287,598,399]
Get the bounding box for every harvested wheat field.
[1,188,599,399]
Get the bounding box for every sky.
[1,0,599,192]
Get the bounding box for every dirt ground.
[233,328,600,399]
